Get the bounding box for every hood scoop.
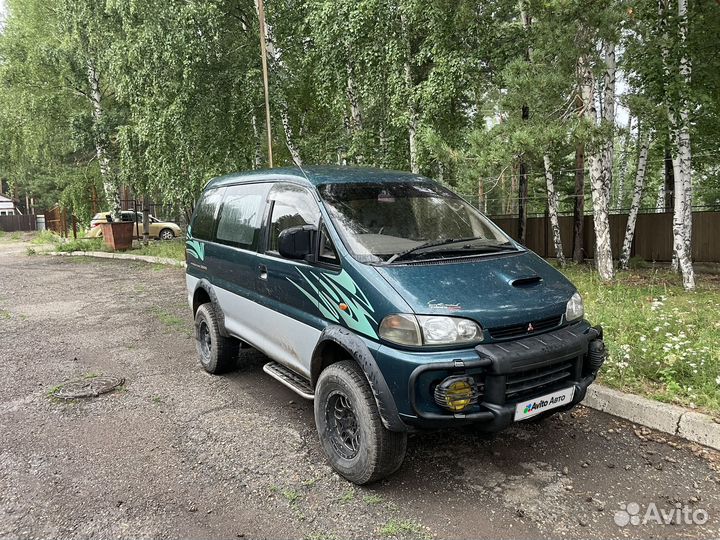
[509,275,543,287]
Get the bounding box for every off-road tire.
[315,360,407,485]
[194,303,238,374]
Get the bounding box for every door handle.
[258,264,268,280]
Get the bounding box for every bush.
[55,238,106,252]
[31,230,62,245]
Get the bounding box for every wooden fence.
[0,214,36,232]
[490,211,720,263]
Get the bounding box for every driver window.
[267,184,320,253]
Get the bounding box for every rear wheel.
[314,360,407,485]
[194,303,238,374]
[159,228,175,240]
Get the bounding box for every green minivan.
[186,166,606,484]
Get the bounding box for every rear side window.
[191,188,224,240]
[267,184,320,253]
[215,183,270,250]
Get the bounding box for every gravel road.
[1,239,719,539]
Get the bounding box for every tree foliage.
[0,0,718,222]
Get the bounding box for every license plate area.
[514,386,575,421]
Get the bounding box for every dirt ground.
[1,239,719,539]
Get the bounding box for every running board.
[263,361,314,400]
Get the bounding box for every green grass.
[562,265,720,413]
[340,490,355,503]
[55,238,106,252]
[378,519,429,539]
[152,307,186,331]
[363,494,383,506]
[282,488,301,504]
[130,239,185,261]
[31,230,61,245]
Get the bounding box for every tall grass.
[562,265,720,413]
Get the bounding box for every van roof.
[205,166,426,190]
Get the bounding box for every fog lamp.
[433,376,478,412]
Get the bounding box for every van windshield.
[318,181,516,264]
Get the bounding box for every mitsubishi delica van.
[185,166,606,484]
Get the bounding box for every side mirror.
[278,225,317,260]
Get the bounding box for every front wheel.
[314,361,407,485]
[159,228,175,240]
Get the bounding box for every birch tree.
[619,128,651,270]
[667,0,695,290]
[543,154,565,266]
[581,54,615,281]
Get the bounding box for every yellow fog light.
[433,376,478,412]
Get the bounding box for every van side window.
[191,188,224,240]
[267,184,320,253]
[216,183,269,250]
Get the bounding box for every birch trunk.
[400,10,419,174]
[346,63,364,164]
[601,41,616,209]
[581,55,614,281]
[543,154,565,266]
[619,129,651,270]
[656,184,665,213]
[572,144,585,263]
[87,59,120,220]
[669,0,695,290]
[281,106,303,167]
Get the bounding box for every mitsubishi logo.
[527,323,534,333]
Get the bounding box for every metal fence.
[489,210,720,263]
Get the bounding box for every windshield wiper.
[386,236,481,264]
[387,239,517,264]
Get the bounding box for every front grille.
[505,360,574,401]
[488,315,562,340]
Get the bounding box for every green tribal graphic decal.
[288,269,378,338]
[185,226,205,262]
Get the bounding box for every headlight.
[379,314,483,346]
[565,292,584,322]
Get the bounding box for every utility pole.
[257,0,273,168]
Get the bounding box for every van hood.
[374,251,576,330]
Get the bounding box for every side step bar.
[263,361,314,400]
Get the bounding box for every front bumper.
[402,321,606,431]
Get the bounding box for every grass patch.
[152,307,186,331]
[0,309,10,320]
[363,494,383,506]
[378,519,429,539]
[282,488,301,504]
[9,231,21,241]
[562,265,720,412]
[31,230,61,245]
[130,239,185,261]
[340,490,355,503]
[55,238,106,253]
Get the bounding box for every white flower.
[716,376,720,386]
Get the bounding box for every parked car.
[185,167,607,485]
[88,211,182,240]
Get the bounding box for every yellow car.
[88,211,182,240]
